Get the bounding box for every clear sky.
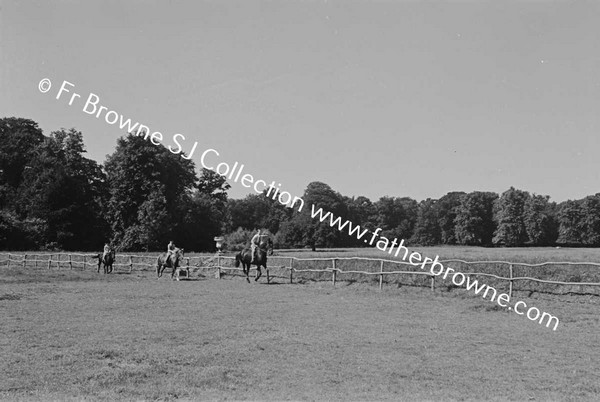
[2,1,599,203]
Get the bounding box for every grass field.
[1,247,599,401]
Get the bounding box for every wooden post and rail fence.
[1,252,600,297]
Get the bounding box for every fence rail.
[1,252,600,297]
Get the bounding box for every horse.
[235,244,268,283]
[97,249,115,274]
[260,237,274,256]
[156,248,185,280]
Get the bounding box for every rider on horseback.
[250,230,261,263]
[102,243,112,260]
[167,240,177,266]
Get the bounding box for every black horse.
[156,248,185,280]
[235,245,268,283]
[261,237,274,256]
[97,249,115,274]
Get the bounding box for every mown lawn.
[1,256,599,401]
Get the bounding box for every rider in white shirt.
[250,230,261,263]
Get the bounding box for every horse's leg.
[244,263,250,283]
[157,262,162,279]
[255,264,262,281]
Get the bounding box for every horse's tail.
[234,253,241,267]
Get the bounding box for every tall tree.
[493,187,530,246]
[0,117,45,209]
[16,129,107,250]
[197,168,230,206]
[524,194,558,246]
[104,134,197,251]
[341,195,377,246]
[277,181,347,250]
[411,198,441,246]
[556,200,584,245]
[581,194,600,246]
[374,196,418,241]
[454,191,498,246]
[435,192,465,245]
[224,191,292,235]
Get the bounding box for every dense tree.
[276,182,347,250]
[0,211,38,250]
[493,187,530,246]
[178,190,227,251]
[104,134,197,251]
[436,192,465,245]
[345,196,377,227]
[341,195,377,246]
[556,200,584,245]
[411,198,441,246]
[225,191,293,235]
[374,196,417,242]
[524,195,558,246]
[581,194,600,246]
[275,212,315,249]
[0,117,45,209]
[454,191,498,246]
[197,168,230,206]
[15,129,107,250]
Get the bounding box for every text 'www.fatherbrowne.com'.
[310,204,560,331]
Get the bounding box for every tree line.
[226,175,599,250]
[1,117,598,251]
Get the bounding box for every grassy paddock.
[1,261,599,401]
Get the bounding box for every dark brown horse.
[97,249,115,274]
[235,245,268,283]
[156,248,184,280]
[260,237,274,256]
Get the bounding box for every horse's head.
[259,237,274,256]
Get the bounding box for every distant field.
[1,248,599,401]
[274,245,600,263]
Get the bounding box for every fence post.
[57,254,61,270]
[332,259,337,287]
[7,254,10,269]
[379,260,384,290]
[217,255,221,279]
[289,258,294,284]
[129,255,133,273]
[69,254,73,270]
[35,255,38,269]
[508,264,513,298]
[430,274,435,291]
[47,255,51,270]
[186,257,190,278]
[23,254,27,269]
[83,255,86,270]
